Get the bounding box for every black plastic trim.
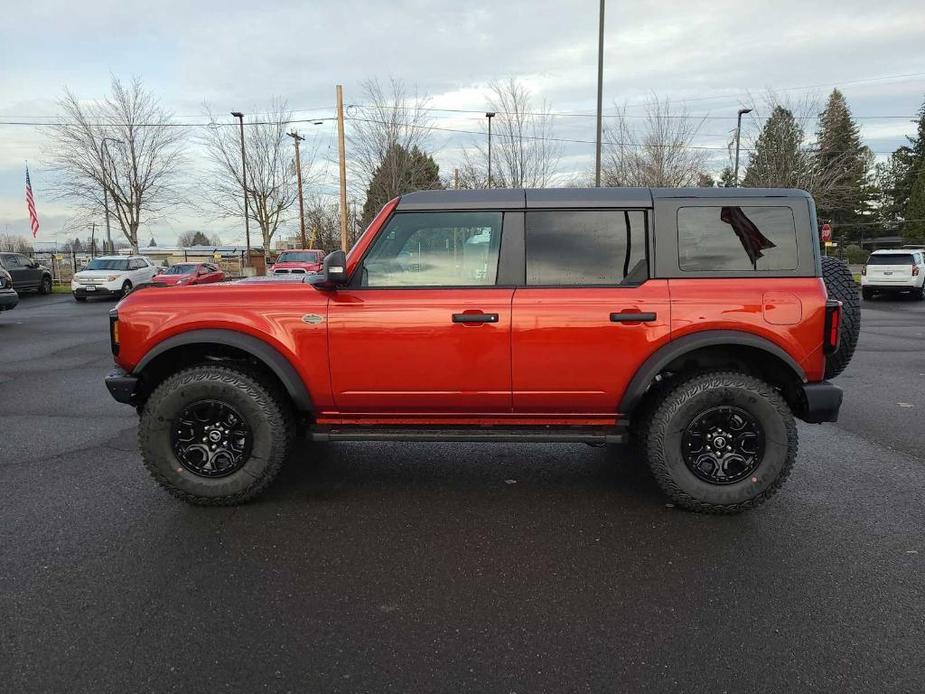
[610,312,657,323]
[310,426,625,444]
[619,330,806,414]
[799,381,842,423]
[105,367,139,404]
[133,329,313,411]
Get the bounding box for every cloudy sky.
[1,0,924,247]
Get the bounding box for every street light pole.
[733,107,753,187]
[594,0,606,187]
[100,137,122,254]
[287,131,306,248]
[231,111,251,266]
[485,112,495,188]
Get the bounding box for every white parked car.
[71,255,159,302]
[861,249,925,300]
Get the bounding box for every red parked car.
[152,263,225,287]
[106,188,859,512]
[271,250,325,275]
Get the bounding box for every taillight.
[860,266,866,276]
[823,300,841,355]
[109,309,120,356]
[913,265,920,277]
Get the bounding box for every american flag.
[25,166,40,238]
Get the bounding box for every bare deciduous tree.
[460,78,561,189]
[201,100,317,253]
[601,96,708,187]
[349,78,439,222]
[47,77,185,253]
[0,234,33,253]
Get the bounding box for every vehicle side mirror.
[321,250,348,287]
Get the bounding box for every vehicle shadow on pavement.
[256,441,667,510]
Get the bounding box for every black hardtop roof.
[396,187,812,211]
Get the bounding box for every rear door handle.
[610,312,657,323]
[453,313,499,324]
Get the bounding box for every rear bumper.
[105,367,139,405]
[0,289,18,310]
[862,284,921,292]
[798,381,843,423]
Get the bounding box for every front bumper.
[105,367,139,405]
[0,289,19,310]
[798,381,843,423]
[73,285,119,298]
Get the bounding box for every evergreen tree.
[148,237,157,247]
[719,167,736,187]
[742,106,810,189]
[814,89,872,227]
[361,144,443,227]
[876,96,925,235]
[905,166,925,241]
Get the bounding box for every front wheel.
[139,365,295,505]
[645,371,798,514]
[39,275,52,295]
[121,280,133,297]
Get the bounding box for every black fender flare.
[618,330,806,414]
[134,329,313,412]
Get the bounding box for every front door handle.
[610,312,657,323]
[453,312,499,324]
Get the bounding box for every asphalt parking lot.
[1,292,923,693]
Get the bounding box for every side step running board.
[309,427,626,444]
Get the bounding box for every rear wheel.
[913,287,924,301]
[139,365,295,505]
[645,371,798,514]
[861,287,874,301]
[73,294,87,303]
[821,256,860,379]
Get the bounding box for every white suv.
[861,249,925,300]
[71,255,159,302]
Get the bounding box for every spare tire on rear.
[821,256,860,379]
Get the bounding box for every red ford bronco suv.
[105,188,859,513]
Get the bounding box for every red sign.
[821,223,832,242]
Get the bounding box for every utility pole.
[101,137,122,254]
[594,0,606,187]
[485,112,495,188]
[287,130,307,248]
[90,222,96,258]
[733,107,753,186]
[336,85,349,253]
[454,168,460,190]
[231,111,251,266]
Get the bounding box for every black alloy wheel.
[171,400,252,478]
[681,405,764,485]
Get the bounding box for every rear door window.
[867,254,914,266]
[678,206,798,272]
[525,210,647,286]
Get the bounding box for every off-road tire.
[821,256,860,379]
[74,294,87,303]
[861,287,874,301]
[645,371,798,514]
[139,365,295,506]
[39,275,52,295]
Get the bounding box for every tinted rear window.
[526,210,647,285]
[678,206,798,272]
[867,254,914,265]
[278,251,322,263]
[85,259,130,271]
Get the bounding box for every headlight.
[107,275,119,282]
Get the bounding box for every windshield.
[163,264,197,275]
[868,254,914,265]
[277,251,322,263]
[84,259,130,271]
